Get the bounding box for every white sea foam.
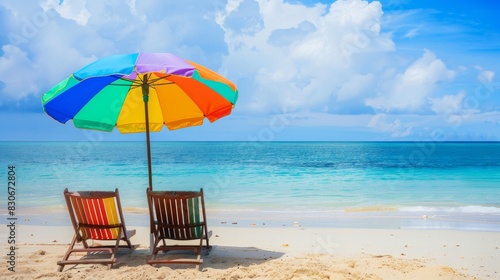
[400,205,500,214]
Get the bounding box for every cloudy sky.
[0,0,499,141]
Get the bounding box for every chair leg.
[204,229,212,253]
[149,232,162,263]
[125,236,132,249]
[58,233,79,272]
[108,228,122,270]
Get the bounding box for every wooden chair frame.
[57,188,136,272]
[147,188,211,269]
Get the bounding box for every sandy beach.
[2,223,499,280]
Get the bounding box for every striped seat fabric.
[70,193,121,240]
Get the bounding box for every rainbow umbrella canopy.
[42,52,238,189]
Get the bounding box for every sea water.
[1,141,499,231]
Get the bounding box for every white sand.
[1,224,499,279]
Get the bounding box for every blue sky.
[0,0,499,141]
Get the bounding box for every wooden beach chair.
[57,188,136,272]
[146,188,212,269]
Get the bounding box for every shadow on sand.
[112,245,284,270]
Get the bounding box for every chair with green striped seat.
[57,188,136,272]
[146,188,211,269]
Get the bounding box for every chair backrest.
[64,188,124,240]
[147,189,206,241]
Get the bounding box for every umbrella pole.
[142,75,155,253]
[145,105,153,190]
[142,76,153,191]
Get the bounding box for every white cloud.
[403,27,419,38]
[477,68,495,84]
[223,0,263,36]
[368,113,412,138]
[126,0,137,15]
[0,45,39,101]
[365,49,455,112]
[0,0,230,104]
[42,0,91,26]
[219,0,394,114]
[430,91,465,115]
[337,73,375,101]
[289,111,372,127]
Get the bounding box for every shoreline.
[3,225,499,279]
[9,206,500,232]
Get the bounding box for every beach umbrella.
[41,52,238,190]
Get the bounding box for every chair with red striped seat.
[146,188,211,269]
[57,188,136,272]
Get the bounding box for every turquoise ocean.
[2,141,500,231]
